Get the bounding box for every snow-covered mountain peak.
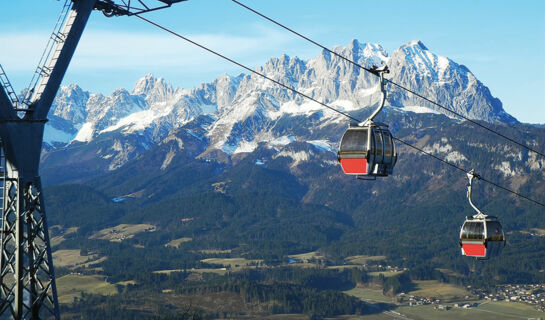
[259,54,306,82]
[50,84,89,124]
[209,73,243,110]
[132,73,157,95]
[395,40,451,76]
[330,40,388,67]
[132,74,175,102]
[389,41,516,123]
[402,40,428,51]
[362,43,388,60]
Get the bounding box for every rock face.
[387,41,515,123]
[42,39,521,174]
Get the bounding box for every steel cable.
[134,14,545,208]
[230,0,545,159]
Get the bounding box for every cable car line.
[133,14,545,208]
[230,0,379,75]
[393,138,545,207]
[230,0,545,160]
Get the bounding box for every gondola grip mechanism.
[360,65,389,127]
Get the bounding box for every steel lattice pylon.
[0,149,59,319]
[0,1,184,318]
[0,1,96,318]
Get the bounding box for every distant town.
[474,284,545,312]
[396,283,545,314]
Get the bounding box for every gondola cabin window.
[461,221,484,240]
[374,129,383,162]
[486,221,504,241]
[342,129,369,153]
[384,131,393,159]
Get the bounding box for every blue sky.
[1,0,544,123]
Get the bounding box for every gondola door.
[460,220,486,257]
[372,128,383,175]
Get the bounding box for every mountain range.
[41,39,526,184]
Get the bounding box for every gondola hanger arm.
[360,65,389,127]
[467,169,487,219]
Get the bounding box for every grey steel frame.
[0,1,184,318]
[0,1,96,319]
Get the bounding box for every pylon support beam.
[0,1,96,319]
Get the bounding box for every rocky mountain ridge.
[41,39,523,180]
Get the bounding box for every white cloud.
[0,26,306,73]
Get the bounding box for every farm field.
[476,300,545,318]
[345,255,387,265]
[154,268,229,275]
[52,249,105,269]
[327,264,361,271]
[344,287,393,303]
[288,251,325,262]
[408,280,471,300]
[327,302,545,320]
[367,271,404,278]
[56,274,118,304]
[89,224,156,242]
[395,302,544,320]
[165,237,192,247]
[201,257,262,269]
[49,226,79,247]
[199,249,232,254]
[286,262,320,268]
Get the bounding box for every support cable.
[393,138,545,207]
[134,14,545,208]
[230,0,545,159]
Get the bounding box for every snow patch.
[308,140,334,153]
[101,110,156,134]
[234,140,258,154]
[358,85,379,97]
[268,100,323,120]
[423,142,452,154]
[445,151,467,163]
[274,150,311,167]
[526,153,544,171]
[270,136,295,147]
[496,161,516,177]
[331,99,357,111]
[323,160,339,166]
[73,122,95,142]
[221,139,258,154]
[401,105,440,114]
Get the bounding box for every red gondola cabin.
[337,124,396,177]
[459,216,505,259]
